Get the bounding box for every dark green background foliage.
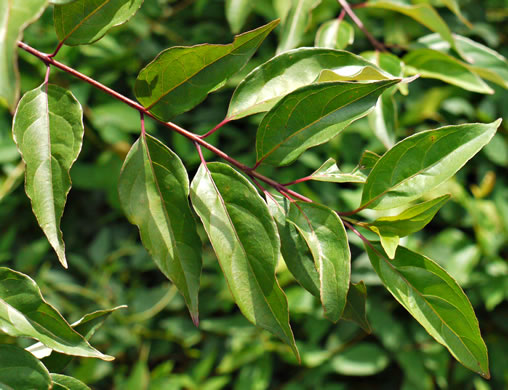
[0,0,507,389]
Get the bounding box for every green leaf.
[51,374,91,390]
[226,0,252,33]
[315,19,354,50]
[287,202,350,322]
[418,33,508,90]
[365,194,450,258]
[365,244,490,378]
[256,79,400,166]
[50,0,77,4]
[361,120,501,210]
[330,342,389,376]
[277,0,322,53]
[0,267,112,360]
[359,150,381,171]
[403,48,494,94]
[342,281,371,333]
[12,84,84,268]
[135,20,278,121]
[421,0,472,27]
[53,0,144,46]
[366,1,457,53]
[0,344,51,390]
[309,158,367,183]
[118,133,202,324]
[266,194,320,297]
[227,48,389,120]
[317,66,391,82]
[190,162,298,359]
[0,0,48,111]
[368,89,397,148]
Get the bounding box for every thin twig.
[199,118,231,139]
[18,41,312,203]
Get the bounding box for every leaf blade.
[0,344,51,390]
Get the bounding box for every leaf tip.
[191,312,200,327]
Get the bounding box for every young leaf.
[0,0,48,111]
[118,134,202,325]
[368,89,397,148]
[135,20,278,121]
[0,267,112,360]
[342,281,371,333]
[287,202,351,322]
[365,194,450,258]
[365,244,490,378]
[256,79,400,166]
[12,84,84,268]
[51,374,91,390]
[277,0,322,53]
[266,194,320,297]
[227,48,389,120]
[0,344,51,390]
[190,162,298,359]
[53,0,144,46]
[309,158,367,183]
[404,49,493,94]
[226,0,252,33]
[361,120,501,210]
[315,19,354,50]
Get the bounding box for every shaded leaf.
[365,243,489,378]
[310,158,367,183]
[226,0,252,33]
[12,84,84,268]
[342,281,371,333]
[287,202,350,322]
[256,79,400,166]
[277,0,322,53]
[190,162,298,359]
[266,194,320,297]
[54,0,144,46]
[359,150,380,171]
[315,19,354,49]
[227,48,389,120]
[403,48,493,94]
[119,134,202,324]
[51,374,91,390]
[423,0,472,27]
[361,120,501,210]
[135,20,278,121]
[0,0,48,111]
[0,267,112,360]
[0,344,51,390]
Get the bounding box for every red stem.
[17,41,312,204]
[199,117,231,139]
[283,176,312,186]
[140,112,146,136]
[337,0,386,52]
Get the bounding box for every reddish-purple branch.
[283,176,313,186]
[199,117,231,139]
[17,41,312,203]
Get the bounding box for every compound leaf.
[12,84,84,268]
[361,120,501,210]
[135,20,278,121]
[119,133,202,325]
[366,244,489,378]
[190,162,298,359]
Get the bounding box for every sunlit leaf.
[12,84,84,268]
[0,344,51,390]
[342,281,371,333]
[266,194,320,297]
[0,0,48,111]
[190,162,299,359]
[0,267,112,360]
[226,0,252,33]
[368,89,397,148]
[316,66,391,82]
[315,19,354,49]
[54,0,144,46]
[256,79,400,166]
[277,0,321,53]
[361,120,501,210]
[227,48,389,120]
[135,20,278,121]
[51,374,91,390]
[119,134,202,324]
[404,48,493,94]
[366,243,490,378]
[309,158,367,183]
[287,202,350,322]
[330,342,389,376]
